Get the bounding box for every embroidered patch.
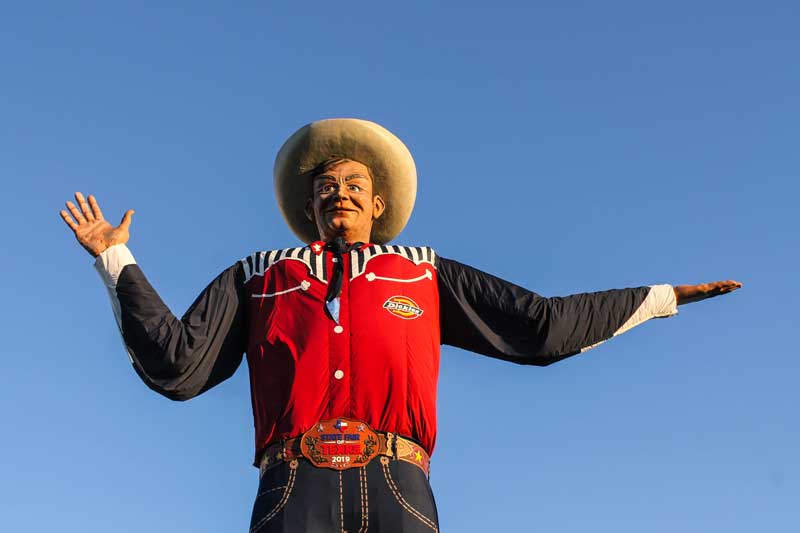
[383,296,424,320]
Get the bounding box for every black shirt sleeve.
[436,255,656,366]
[112,260,247,401]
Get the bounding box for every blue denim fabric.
[250,456,439,532]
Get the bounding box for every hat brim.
[274,118,417,244]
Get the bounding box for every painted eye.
[348,184,362,192]
[320,184,336,193]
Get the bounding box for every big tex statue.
[60,119,742,532]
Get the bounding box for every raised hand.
[673,280,742,306]
[59,192,134,257]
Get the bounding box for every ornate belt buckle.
[300,418,380,470]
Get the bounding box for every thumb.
[119,209,135,230]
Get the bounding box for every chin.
[328,220,350,232]
[321,221,350,239]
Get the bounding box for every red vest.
[242,242,440,464]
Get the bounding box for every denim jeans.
[249,456,440,532]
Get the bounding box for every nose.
[332,184,350,201]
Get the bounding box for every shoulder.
[350,244,438,283]
[360,244,437,265]
[351,244,438,276]
[239,245,312,283]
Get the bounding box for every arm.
[95,245,246,400]
[436,256,678,366]
[61,192,246,400]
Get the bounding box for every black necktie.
[324,237,363,322]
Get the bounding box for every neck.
[321,229,371,244]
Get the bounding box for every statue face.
[305,160,385,243]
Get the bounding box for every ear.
[372,194,386,220]
[304,197,314,222]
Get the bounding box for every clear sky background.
[1,1,797,532]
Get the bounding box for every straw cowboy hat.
[274,118,417,244]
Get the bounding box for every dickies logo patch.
[383,295,424,320]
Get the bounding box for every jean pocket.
[249,459,299,533]
[379,457,439,532]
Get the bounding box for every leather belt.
[259,418,430,478]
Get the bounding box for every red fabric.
[244,242,441,465]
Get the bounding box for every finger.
[711,283,742,296]
[66,200,87,224]
[705,281,741,292]
[119,209,135,230]
[59,210,79,231]
[88,194,105,221]
[74,192,95,221]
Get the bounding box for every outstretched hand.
[673,280,742,306]
[59,192,134,257]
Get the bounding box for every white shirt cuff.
[614,284,678,337]
[579,284,678,353]
[94,244,136,288]
[646,284,678,318]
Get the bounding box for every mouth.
[326,208,358,214]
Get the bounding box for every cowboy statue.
[60,119,741,532]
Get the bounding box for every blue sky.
[1,1,798,531]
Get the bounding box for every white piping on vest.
[365,269,433,283]
[252,280,311,298]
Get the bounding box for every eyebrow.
[313,173,370,182]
